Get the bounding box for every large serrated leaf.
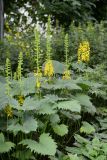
[52,60,66,74]
[19,133,57,156]
[0,133,15,153]
[8,117,38,134]
[66,146,83,155]
[74,134,89,144]
[75,94,96,114]
[57,100,81,113]
[44,94,60,103]
[42,79,81,90]
[11,97,40,111]
[37,103,57,115]
[11,76,36,96]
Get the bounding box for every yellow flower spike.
[44,60,54,77]
[18,95,24,106]
[62,70,71,80]
[78,41,90,63]
[4,105,13,118]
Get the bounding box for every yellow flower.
[62,70,71,80]
[34,69,42,89]
[4,105,13,118]
[18,95,24,106]
[78,41,90,62]
[44,60,54,77]
[36,79,41,89]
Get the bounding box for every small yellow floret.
[34,69,42,89]
[18,95,24,106]
[4,105,13,118]
[36,79,41,89]
[62,70,71,80]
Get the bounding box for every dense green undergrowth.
[1,21,107,73]
[0,18,107,160]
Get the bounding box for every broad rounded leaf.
[19,133,57,156]
[53,124,68,136]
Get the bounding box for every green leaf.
[44,94,60,103]
[102,143,107,154]
[74,134,89,144]
[19,133,57,156]
[53,124,68,136]
[11,76,36,96]
[0,132,5,143]
[42,79,82,90]
[67,153,80,160]
[57,100,81,113]
[52,60,66,74]
[37,103,57,115]
[8,117,38,134]
[80,122,95,134]
[76,78,102,89]
[50,114,60,124]
[0,133,15,153]
[92,137,101,147]
[11,97,40,111]
[61,111,81,121]
[95,155,107,160]
[66,146,83,155]
[75,94,96,114]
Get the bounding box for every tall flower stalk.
[5,58,13,123]
[34,28,42,90]
[17,52,23,82]
[5,58,12,96]
[62,33,71,80]
[44,16,54,78]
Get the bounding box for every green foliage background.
[3,0,107,27]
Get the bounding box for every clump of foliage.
[0,16,107,160]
